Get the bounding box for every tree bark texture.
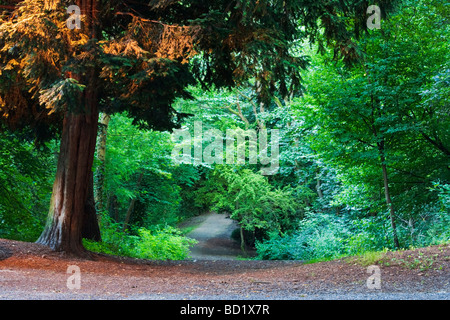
[95,113,110,213]
[378,141,400,249]
[82,171,102,241]
[240,227,246,254]
[36,95,99,255]
[37,0,100,255]
[122,172,144,232]
[381,162,400,249]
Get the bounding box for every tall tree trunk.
[95,113,111,213]
[36,93,99,256]
[82,171,102,241]
[381,163,400,249]
[378,142,400,249]
[108,195,119,222]
[122,171,144,232]
[37,0,100,256]
[240,226,246,254]
[316,175,324,199]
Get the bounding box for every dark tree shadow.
[0,246,12,261]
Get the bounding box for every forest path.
[183,212,246,260]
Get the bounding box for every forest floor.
[0,236,449,300]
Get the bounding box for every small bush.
[84,217,197,260]
[255,232,306,260]
[256,195,450,261]
[256,211,391,261]
[133,226,198,260]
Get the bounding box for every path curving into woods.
[183,212,245,260]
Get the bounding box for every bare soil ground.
[0,238,449,300]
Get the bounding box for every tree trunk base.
[37,97,99,257]
[36,236,94,260]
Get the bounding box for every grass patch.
[386,251,441,271]
[347,249,389,267]
[176,213,210,236]
[178,225,199,236]
[345,244,449,271]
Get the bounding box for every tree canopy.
[1,0,448,260]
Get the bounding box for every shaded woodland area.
[0,0,448,261]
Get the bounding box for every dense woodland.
[0,0,448,260]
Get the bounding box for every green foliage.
[423,182,450,244]
[84,216,197,260]
[303,0,449,186]
[0,0,447,263]
[133,227,197,260]
[256,212,351,260]
[0,131,54,241]
[101,113,198,226]
[351,250,389,267]
[435,183,450,214]
[256,206,450,261]
[1,0,372,133]
[258,0,450,260]
[213,167,300,237]
[174,166,215,217]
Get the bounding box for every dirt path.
[185,212,245,260]
[0,239,449,300]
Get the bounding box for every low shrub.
[84,217,197,260]
[256,200,450,261]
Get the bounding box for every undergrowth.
[83,216,197,260]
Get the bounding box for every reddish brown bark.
[37,0,101,256]
[36,89,99,256]
[82,171,102,242]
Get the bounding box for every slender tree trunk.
[240,226,246,254]
[379,143,400,249]
[122,197,138,233]
[122,172,144,232]
[95,113,111,213]
[111,195,119,222]
[316,175,324,199]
